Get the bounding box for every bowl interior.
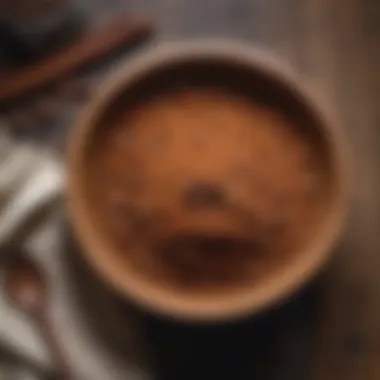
[70,50,344,320]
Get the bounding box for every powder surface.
[88,88,325,290]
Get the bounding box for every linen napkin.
[0,126,147,380]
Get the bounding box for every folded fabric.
[0,126,147,380]
[0,127,63,252]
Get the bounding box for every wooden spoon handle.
[36,312,72,380]
[0,13,154,105]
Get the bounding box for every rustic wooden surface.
[123,1,379,378]
[104,1,380,378]
[2,0,378,379]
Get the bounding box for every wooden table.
[124,1,379,378]
[4,0,379,378]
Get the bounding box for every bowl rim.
[67,39,351,322]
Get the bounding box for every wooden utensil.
[5,254,72,380]
[0,13,154,105]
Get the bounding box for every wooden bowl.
[67,40,350,322]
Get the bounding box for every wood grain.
[9,0,377,378]
[233,0,378,377]
[77,1,379,378]
[78,1,379,378]
[297,1,380,379]
[152,1,379,379]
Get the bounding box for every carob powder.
[87,87,326,291]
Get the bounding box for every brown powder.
[88,87,325,291]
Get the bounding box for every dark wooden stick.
[0,14,154,104]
